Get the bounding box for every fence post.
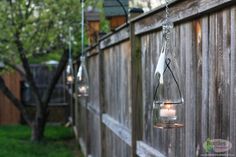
[130,8,144,157]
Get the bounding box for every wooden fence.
[22,64,69,123]
[0,72,21,124]
[22,64,67,106]
[75,0,236,156]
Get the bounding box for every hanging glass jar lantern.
[153,98,184,129]
[76,0,89,98]
[76,56,89,97]
[66,28,74,85]
[152,0,184,129]
[66,58,74,85]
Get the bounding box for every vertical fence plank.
[194,19,203,156]
[0,72,21,124]
[142,34,152,145]
[200,16,209,155]
[208,12,217,140]
[185,22,197,157]
[99,47,106,157]
[222,9,231,141]
[230,6,236,156]
[130,13,143,157]
[179,22,187,157]
[152,32,163,152]
[215,11,224,139]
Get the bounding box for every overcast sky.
[129,0,171,12]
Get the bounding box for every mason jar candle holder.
[153,100,184,129]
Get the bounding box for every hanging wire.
[66,27,74,85]
[68,27,72,62]
[164,0,170,19]
[153,0,183,105]
[153,58,183,104]
[81,0,85,56]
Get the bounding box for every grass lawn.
[0,125,84,157]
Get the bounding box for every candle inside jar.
[159,102,176,118]
[67,75,74,83]
[79,86,88,94]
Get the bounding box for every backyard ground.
[0,125,84,157]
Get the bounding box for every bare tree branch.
[14,31,43,111]
[0,76,32,126]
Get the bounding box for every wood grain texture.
[208,12,217,141]
[221,9,231,141]
[87,112,101,157]
[136,141,165,157]
[101,40,132,157]
[130,12,143,157]
[200,16,209,155]
[184,21,197,157]
[75,2,236,157]
[0,72,21,124]
[88,54,100,113]
[230,6,236,156]
[87,49,102,157]
[134,0,236,35]
[103,41,132,129]
[100,27,129,50]
[102,114,131,146]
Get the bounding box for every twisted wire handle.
[165,0,170,19]
[162,0,172,51]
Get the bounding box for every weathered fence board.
[102,114,131,146]
[100,27,129,50]
[87,51,101,157]
[87,112,101,157]
[230,6,236,156]
[75,1,236,157]
[0,72,21,124]
[184,21,197,157]
[200,16,209,155]
[103,41,132,129]
[134,0,236,35]
[136,141,165,157]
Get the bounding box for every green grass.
[0,125,84,157]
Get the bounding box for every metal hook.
[116,0,128,24]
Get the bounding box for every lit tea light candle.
[79,86,88,94]
[67,75,74,83]
[159,101,176,119]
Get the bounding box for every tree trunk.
[31,116,46,141]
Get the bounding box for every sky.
[129,0,172,12]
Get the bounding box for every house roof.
[104,0,129,17]
[85,10,100,21]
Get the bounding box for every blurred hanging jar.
[66,27,74,85]
[66,58,74,85]
[76,56,89,97]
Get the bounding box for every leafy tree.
[0,0,83,141]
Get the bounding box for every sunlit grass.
[0,125,83,157]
